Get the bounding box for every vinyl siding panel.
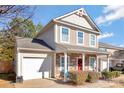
[56,24,98,48]
[37,26,55,49]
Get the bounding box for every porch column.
[107,55,110,71]
[82,53,85,71]
[96,56,99,72]
[64,52,67,82]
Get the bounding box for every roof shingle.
[16,37,54,52]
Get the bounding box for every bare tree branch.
[0,5,36,31]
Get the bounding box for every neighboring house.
[99,42,124,71]
[15,8,111,82]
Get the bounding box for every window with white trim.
[60,27,70,43]
[60,56,70,72]
[90,34,96,47]
[77,31,84,45]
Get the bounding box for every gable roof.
[99,42,124,50]
[16,37,54,52]
[36,8,101,37]
[55,8,101,32]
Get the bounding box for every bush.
[102,71,112,80]
[0,72,16,81]
[7,72,16,81]
[113,71,120,78]
[68,71,76,83]
[101,71,120,80]
[69,71,88,85]
[86,71,100,83]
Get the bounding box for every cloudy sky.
[33,5,124,47]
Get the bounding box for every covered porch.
[54,43,109,81]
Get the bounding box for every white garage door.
[22,57,50,80]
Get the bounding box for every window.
[99,48,107,52]
[89,57,96,70]
[60,56,70,72]
[77,31,84,45]
[60,27,70,43]
[90,34,96,47]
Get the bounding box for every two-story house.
[15,8,109,82]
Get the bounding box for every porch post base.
[16,76,23,83]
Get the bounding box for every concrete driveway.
[14,78,77,88]
[14,75,124,88]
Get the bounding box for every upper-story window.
[76,31,84,45]
[89,34,96,47]
[60,26,70,43]
[99,48,107,52]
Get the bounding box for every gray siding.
[37,26,55,49]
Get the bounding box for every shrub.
[8,72,16,81]
[101,71,112,80]
[86,71,100,83]
[113,71,120,78]
[68,71,76,83]
[0,72,16,81]
[101,71,120,80]
[69,71,88,85]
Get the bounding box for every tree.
[36,22,43,32]
[9,17,43,38]
[0,31,15,62]
[0,5,36,63]
[0,5,35,30]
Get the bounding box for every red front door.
[78,59,82,71]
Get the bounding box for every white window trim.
[60,26,70,43]
[76,31,84,46]
[89,56,96,71]
[89,34,96,47]
[60,55,70,72]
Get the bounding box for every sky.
[32,5,124,47]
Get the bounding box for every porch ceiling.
[55,43,109,55]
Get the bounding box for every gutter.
[17,48,54,53]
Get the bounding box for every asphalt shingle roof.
[99,42,124,50]
[16,37,54,52]
[55,43,108,54]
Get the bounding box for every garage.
[16,37,54,81]
[22,56,50,80]
[20,53,51,80]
